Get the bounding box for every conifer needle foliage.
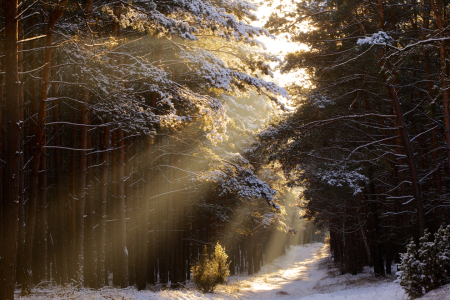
[397,226,450,298]
[191,242,231,293]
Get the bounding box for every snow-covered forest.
[0,1,321,299]
[1,0,450,299]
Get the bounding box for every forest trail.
[18,242,408,299]
[216,243,328,299]
[217,242,407,300]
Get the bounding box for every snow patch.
[357,31,394,46]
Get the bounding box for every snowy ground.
[17,243,412,299]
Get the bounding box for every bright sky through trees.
[252,0,310,93]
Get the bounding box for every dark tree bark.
[117,129,128,287]
[0,1,21,298]
[137,141,150,289]
[76,87,89,281]
[111,131,119,286]
[127,137,136,286]
[429,0,450,185]
[52,53,68,285]
[31,44,46,284]
[16,26,25,289]
[0,57,3,248]
[24,1,67,291]
[375,0,425,237]
[146,141,155,285]
[84,123,97,288]
[69,71,78,281]
[97,126,109,287]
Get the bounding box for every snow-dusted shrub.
[191,242,230,293]
[397,226,450,299]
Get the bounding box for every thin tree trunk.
[97,126,109,286]
[70,97,77,281]
[117,129,128,287]
[85,125,96,288]
[39,148,48,280]
[127,137,136,286]
[111,131,119,286]
[82,0,97,288]
[136,140,149,290]
[147,141,158,284]
[76,87,89,281]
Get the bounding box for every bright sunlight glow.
[252,0,311,107]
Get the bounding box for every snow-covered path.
[220,242,407,300]
[219,243,328,299]
[19,242,409,299]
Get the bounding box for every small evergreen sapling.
[397,226,450,299]
[397,239,422,299]
[214,242,231,285]
[191,242,231,293]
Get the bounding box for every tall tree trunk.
[145,140,154,285]
[16,26,26,289]
[82,0,97,288]
[52,53,68,285]
[33,148,48,286]
[0,57,3,247]
[84,126,96,288]
[430,0,450,185]
[136,140,149,290]
[111,131,119,286]
[97,126,109,286]
[30,36,47,285]
[0,1,21,298]
[376,0,425,236]
[70,70,78,281]
[117,129,128,287]
[127,138,136,286]
[24,1,68,291]
[76,88,89,281]
[367,170,385,276]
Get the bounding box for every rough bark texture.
[76,88,89,281]
[84,127,96,288]
[117,129,128,287]
[0,1,21,298]
[97,126,109,287]
[53,54,68,285]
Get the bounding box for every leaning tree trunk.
[430,0,450,195]
[376,0,425,237]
